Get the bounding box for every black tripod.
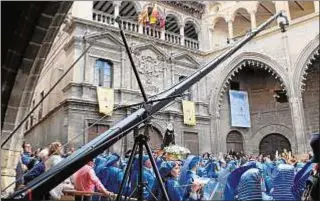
[114,16,170,201]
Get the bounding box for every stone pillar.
[250,11,257,30]
[161,28,165,40]
[228,20,234,40]
[289,96,308,154]
[138,24,143,34]
[71,1,93,20]
[275,1,291,22]
[180,25,185,46]
[114,3,120,18]
[315,1,319,13]
[114,2,120,28]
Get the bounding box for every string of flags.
[138,4,166,29]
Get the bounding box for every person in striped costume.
[271,164,295,200]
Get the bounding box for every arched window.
[165,14,180,34]
[184,21,198,40]
[119,2,138,19]
[233,8,251,38]
[93,1,114,15]
[226,131,244,153]
[212,17,228,46]
[94,59,113,88]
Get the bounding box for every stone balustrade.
[92,9,200,50]
[92,10,115,26]
[184,37,199,50]
[165,31,181,45]
[143,26,162,39]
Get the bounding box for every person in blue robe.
[263,160,275,193]
[294,161,306,174]
[158,161,201,201]
[197,159,207,177]
[223,163,256,200]
[24,159,45,184]
[179,156,201,200]
[96,153,130,196]
[94,155,108,173]
[204,159,219,179]
[130,155,156,201]
[236,168,273,201]
[292,161,315,200]
[271,164,295,200]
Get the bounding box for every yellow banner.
[182,100,196,126]
[97,87,114,116]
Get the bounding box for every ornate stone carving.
[135,54,166,93]
[161,1,206,19]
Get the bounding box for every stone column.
[289,96,308,154]
[161,28,166,40]
[180,25,185,46]
[275,1,291,22]
[315,1,319,13]
[114,2,120,18]
[250,11,257,30]
[228,20,234,40]
[114,2,120,28]
[138,24,144,34]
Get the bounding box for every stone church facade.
[23,1,319,157]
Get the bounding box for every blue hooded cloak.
[223,163,256,200]
[271,164,295,200]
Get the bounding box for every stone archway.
[226,130,244,153]
[1,2,73,193]
[259,133,291,157]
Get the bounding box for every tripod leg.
[144,142,170,201]
[138,142,144,201]
[116,142,138,201]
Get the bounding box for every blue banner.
[229,90,251,128]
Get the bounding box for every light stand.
[114,16,170,201]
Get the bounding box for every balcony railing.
[143,26,161,39]
[92,10,115,26]
[121,20,139,33]
[165,31,181,45]
[91,9,200,50]
[185,37,199,50]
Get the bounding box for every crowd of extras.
[15,136,319,201]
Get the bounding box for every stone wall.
[303,60,320,138]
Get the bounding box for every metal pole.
[144,141,170,201]
[138,140,144,201]
[116,142,138,201]
[115,17,148,102]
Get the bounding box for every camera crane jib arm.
[7,11,287,200]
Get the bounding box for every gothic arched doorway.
[226,131,244,153]
[259,133,291,156]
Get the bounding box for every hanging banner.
[97,87,114,116]
[182,100,196,126]
[229,90,251,128]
